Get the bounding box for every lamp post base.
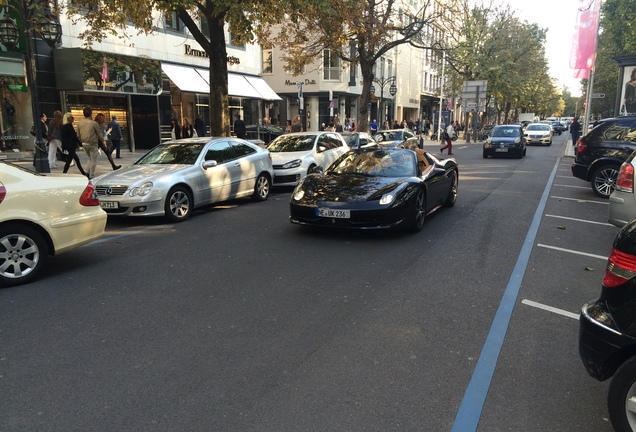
[33,141,50,173]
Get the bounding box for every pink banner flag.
[569,0,601,78]
[101,59,108,81]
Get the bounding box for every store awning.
[162,63,281,100]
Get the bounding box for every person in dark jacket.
[60,112,88,176]
[570,116,581,145]
[234,114,246,139]
[170,118,181,140]
[107,115,123,158]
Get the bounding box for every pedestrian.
[335,119,343,132]
[107,115,123,159]
[47,110,63,169]
[370,119,378,134]
[441,120,456,155]
[182,117,195,138]
[170,118,181,140]
[234,114,246,138]
[194,114,206,137]
[291,116,302,132]
[95,113,122,172]
[570,116,581,145]
[424,118,431,137]
[60,112,88,177]
[76,107,103,179]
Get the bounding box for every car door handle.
[234,162,240,167]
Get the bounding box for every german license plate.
[317,208,350,218]
[495,148,508,152]
[100,201,119,209]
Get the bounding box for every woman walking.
[60,112,88,176]
[47,110,63,169]
[95,113,121,171]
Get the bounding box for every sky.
[506,0,586,96]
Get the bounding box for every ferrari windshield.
[328,149,417,177]
[136,142,206,165]
[374,131,404,142]
[267,135,315,152]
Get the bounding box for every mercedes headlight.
[129,181,153,197]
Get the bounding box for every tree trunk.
[208,22,230,137]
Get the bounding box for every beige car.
[0,162,107,286]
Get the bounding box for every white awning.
[161,63,209,94]
[162,63,281,100]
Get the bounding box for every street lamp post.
[0,1,61,173]
[370,76,397,124]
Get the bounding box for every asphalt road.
[1,132,618,431]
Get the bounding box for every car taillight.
[616,162,635,192]
[604,247,636,287]
[0,185,5,205]
[79,182,100,206]
[575,139,586,153]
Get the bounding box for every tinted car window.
[598,120,636,142]
[231,141,256,157]
[205,141,236,163]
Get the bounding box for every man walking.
[76,107,104,179]
[570,116,581,146]
[234,114,246,139]
[107,115,123,158]
[291,116,303,132]
[441,120,456,155]
[370,119,378,134]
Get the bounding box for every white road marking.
[552,184,590,189]
[537,243,608,260]
[545,214,615,226]
[551,196,608,205]
[522,299,580,320]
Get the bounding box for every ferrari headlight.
[129,181,153,197]
[282,159,302,169]
[379,183,408,205]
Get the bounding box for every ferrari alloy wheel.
[410,190,426,233]
[165,186,192,222]
[252,173,271,201]
[0,224,48,286]
[444,172,458,207]
[592,165,619,199]
[608,356,636,432]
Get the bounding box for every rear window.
[587,119,636,142]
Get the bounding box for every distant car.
[571,115,636,198]
[93,138,274,222]
[0,162,107,286]
[245,124,285,144]
[524,123,553,146]
[290,148,458,232]
[579,218,636,431]
[340,131,378,149]
[548,121,563,135]
[373,129,419,150]
[560,120,570,131]
[267,132,349,186]
[609,149,636,227]
[482,125,527,159]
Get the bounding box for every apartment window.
[228,32,245,49]
[165,12,183,32]
[262,48,273,74]
[388,60,393,78]
[323,49,340,81]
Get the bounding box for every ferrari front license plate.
[100,201,119,209]
[317,208,350,218]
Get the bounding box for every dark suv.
[579,218,636,431]
[571,116,636,198]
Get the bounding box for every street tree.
[65,0,292,136]
[266,0,452,132]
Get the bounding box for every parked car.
[0,162,107,286]
[93,138,274,222]
[340,131,378,149]
[609,149,636,227]
[373,129,419,150]
[267,132,349,186]
[245,124,285,145]
[482,125,527,159]
[289,147,458,232]
[524,123,553,145]
[571,115,636,199]
[579,218,636,431]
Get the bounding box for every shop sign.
[285,79,316,86]
[8,84,26,92]
[184,44,240,65]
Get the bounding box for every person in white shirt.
[441,120,456,155]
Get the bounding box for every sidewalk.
[3,147,147,177]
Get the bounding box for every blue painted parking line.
[451,158,560,432]
[87,225,169,246]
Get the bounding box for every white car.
[0,162,107,286]
[524,123,553,146]
[93,138,274,222]
[267,132,349,186]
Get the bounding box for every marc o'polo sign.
[185,44,240,65]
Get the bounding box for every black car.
[289,147,458,232]
[548,121,563,135]
[373,129,419,150]
[571,115,636,198]
[245,124,285,144]
[579,218,636,431]
[482,125,527,159]
[340,131,378,149]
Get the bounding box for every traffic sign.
[591,93,605,98]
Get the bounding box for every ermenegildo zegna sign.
[184,44,240,65]
[54,48,162,95]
